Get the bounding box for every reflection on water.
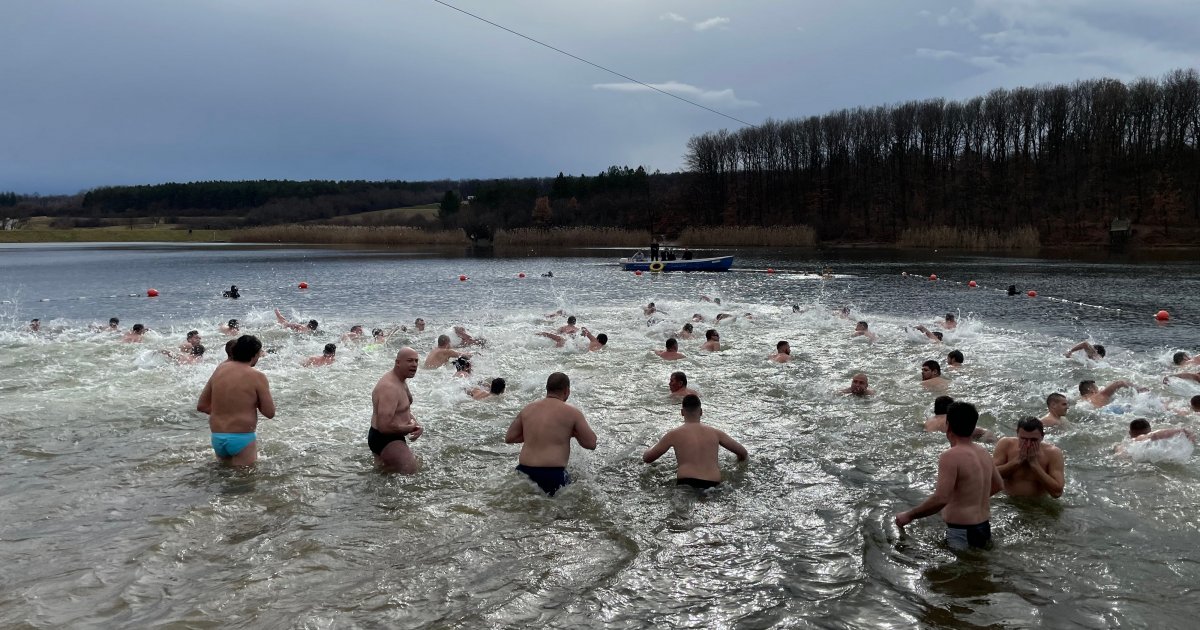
[1,244,1198,627]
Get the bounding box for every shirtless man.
[842,373,875,397]
[340,325,365,343]
[925,395,994,441]
[454,325,484,347]
[668,371,699,399]
[915,325,943,343]
[1172,351,1200,367]
[1115,419,1196,456]
[1079,379,1142,408]
[302,343,337,367]
[655,338,685,361]
[643,395,748,490]
[219,319,240,336]
[895,402,1003,550]
[402,317,426,333]
[1065,340,1105,360]
[946,350,964,368]
[196,335,276,466]
[504,372,597,496]
[580,327,607,351]
[122,324,147,343]
[163,344,206,365]
[1167,373,1200,385]
[275,309,318,333]
[769,341,791,363]
[557,316,579,335]
[425,334,469,368]
[28,318,40,333]
[93,317,120,332]
[852,321,877,343]
[469,377,506,400]
[677,323,695,340]
[943,313,958,330]
[994,417,1064,498]
[180,330,201,352]
[920,360,949,391]
[1041,392,1070,427]
[643,302,660,316]
[368,347,424,474]
[701,329,720,352]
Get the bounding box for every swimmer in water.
[714,313,735,323]
[920,360,949,391]
[691,313,705,323]
[302,343,336,367]
[643,302,662,316]
[701,329,720,352]
[536,331,570,348]
[121,324,147,343]
[27,318,40,333]
[180,330,201,353]
[1172,351,1200,367]
[1166,373,1200,385]
[162,344,206,365]
[1114,418,1196,457]
[469,377,506,400]
[943,313,957,330]
[677,323,695,340]
[580,328,607,351]
[340,325,365,343]
[544,309,567,318]
[219,319,240,336]
[834,306,852,319]
[642,394,748,490]
[925,395,994,441]
[401,318,426,333]
[769,340,791,363]
[655,338,686,361]
[425,334,469,368]
[369,347,423,474]
[914,325,943,343]
[842,373,875,397]
[895,402,1003,550]
[275,309,318,333]
[197,335,275,467]
[557,316,579,335]
[852,321,877,343]
[452,356,472,377]
[668,371,699,399]
[92,317,120,332]
[993,417,1065,499]
[505,372,596,496]
[454,325,485,348]
[946,350,964,368]
[1065,340,1105,361]
[1079,379,1144,408]
[1041,392,1070,427]
[223,285,240,299]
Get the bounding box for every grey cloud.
[593,81,759,108]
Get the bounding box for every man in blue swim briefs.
[642,395,748,491]
[505,372,597,496]
[197,335,276,466]
[895,402,1003,550]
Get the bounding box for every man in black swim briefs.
[369,347,423,474]
[642,395,748,491]
[505,372,596,496]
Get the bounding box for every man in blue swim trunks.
[197,335,276,466]
[505,372,597,496]
[895,402,1003,550]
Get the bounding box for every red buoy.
[1027,290,1037,297]
[458,275,467,282]
[968,280,977,288]
[1156,310,1170,321]
[146,288,159,297]
[518,273,526,278]
[767,268,775,274]
[929,274,938,281]
[298,282,309,289]
[634,270,643,276]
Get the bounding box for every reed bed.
[677,225,817,247]
[230,225,469,245]
[897,225,1040,250]
[492,227,647,247]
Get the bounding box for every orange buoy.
[298,282,309,289]
[634,270,643,276]
[146,288,159,297]
[1156,310,1170,321]
[458,275,467,282]
[1027,290,1037,297]
[929,274,937,281]
[767,268,775,274]
[518,273,526,278]
[968,280,978,288]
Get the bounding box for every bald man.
[368,347,424,474]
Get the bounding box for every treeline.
[684,69,1200,242]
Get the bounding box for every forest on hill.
[4,69,1198,246]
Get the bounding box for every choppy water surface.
[2,243,1199,628]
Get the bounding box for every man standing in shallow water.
[369,347,424,474]
[505,372,597,496]
[197,335,276,466]
[895,402,1003,550]
[993,417,1065,499]
[642,394,748,490]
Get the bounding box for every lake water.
[1,243,1199,628]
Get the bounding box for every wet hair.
[647,302,655,308]
[665,338,678,351]
[109,317,120,325]
[350,325,363,333]
[452,356,470,371]
[1129,418,1151,437]
[372,328,383,337]
[856,321,868,330]
[1047,392,1067,407]
[1191,395,1200,411]
[705,329,718,340]
[776,340,789,351]
[231,335,263,362]
[1173,351,1189,365]
[933,395,954,415]
[1094,344,1106,357]
[714,298,721,305]
[546,371,570,393]
[31,318,39,323]
[946,401,979,437]
[415,318,425,325]
[671,371,687,386]
[224,339,236,357]
[791,304,800,312]
[323,343,336,355]
[932,331,944,341]
[1079,380,1097,395]
[228,319,239,328]
[945,313,956,322]
[681,394,701,413]
[132,324,145,333]
[596,333,608,345]
[1016,416,1044,435]
[567,316,576,325]
[682,323,693,333]
[922,360,941,375]
[946,350,963,364]
[187,330,199,340]
[437,334,451,347]
[306,320,319,331]
[191,344,206,356]
[490,378,506,395]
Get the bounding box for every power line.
[428,0,757,128]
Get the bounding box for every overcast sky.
[3,0,1198,194]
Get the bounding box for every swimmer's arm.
[1101,380,1133,397]
[1170,373,1200,384]
[994,442,1022,478]
[1031,451,1065,498]
[642,433,672,463]
[256,373,276,419]
[197,379,214,414]
[504,412,524,444]
[1150,428,1194,442]
[990,462,1004,496]
[717,430,749,461]
[1065,341,1098,360]
[580,328,596,342]
[573,412,597,450]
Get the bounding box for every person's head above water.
[1173,351,1190,366]
[932,331,944,341]
[669,371,688,390]
[682,323,693,333]
[1128,418,1152,438]
[231,335,263,363]
[132,324,146,333]
[665,338,678,351]
[453,356,471,372]
[1094,344,1106,357]
[187,330,200,341]
[224,338,236,358]
[489,377,506,395]
[945,313,956,322]
[776,340,790,354]
[109,317,120,328]
[191,344,206,357]
[437,334,451,348]
[350,325,363,334]
[227,318,239,329]
[414,318,426,331]
[705,329,719,341]
[546,371,570,397]
[933,395,954,415]
[1079,380,1098,396]
[849,373,870,395]
[681,393,702,419]
[921,360,942,378]
[1016,416,1044,435]
[946,401,979,437]
[1191,395,1200,412]
[323,343,336,356]
[946,350,964,365]
[566,316,576,325]
[1046,392,1069,415]
[595,333,608,345]
[306,320,319,331]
